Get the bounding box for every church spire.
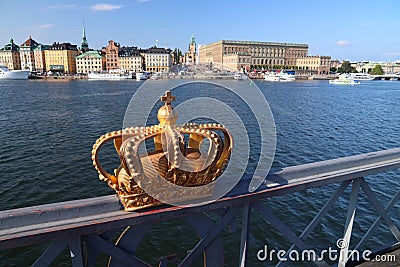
[81,19,89,52]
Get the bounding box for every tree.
[338,61,357,73]
[369,65,384,75]
[173,48,182,64]
[338,61,354,73]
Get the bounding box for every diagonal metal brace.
[178,206,241,266]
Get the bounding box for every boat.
[277,72,296,82]
[329,74,360,85]
[264,72,280,82]
[234,72,248,80]
[349,73,374,81]
[136,72,149,81]
[390,77,398,81]
[88,71,131,80]
[150,73,159,80]
[0,65,30,80]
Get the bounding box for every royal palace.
[199,40,308,71]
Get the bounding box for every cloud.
[336,40,351,47]
[37,24,56,30]
[45,4,78,9]
[382,52,400,57]
[91,4,123,11]
[137,0,151,2]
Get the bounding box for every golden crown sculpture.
[92,91,233,211]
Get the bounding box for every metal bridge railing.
[0,148,399,266]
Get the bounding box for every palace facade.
[199,40,308,71]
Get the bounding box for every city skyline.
[1,0,399,62]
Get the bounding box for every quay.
[28,75,87,81]
[0,148,399,266]
[373,74,400,81]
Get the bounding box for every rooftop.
[202,40,308,48]
[20,36,39,49]
[75,50,103,59]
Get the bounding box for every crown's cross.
[161,91,175,106]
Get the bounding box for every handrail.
[1,148,399,251]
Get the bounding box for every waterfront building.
[118,46,143,73]
[34,44,50,73]
[355,61,400,74]
[103,40,120,71]
[143,47,172,73]
[198,40,308,71]
[80,21,89,53]
[19,36,39,71]
[75,50,105,74]
[0,38,21,70]
[44,42,79,74]
[182,35,198,65]
[296,55,331,75]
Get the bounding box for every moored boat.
[349,73,374,81]
[0,65,30,80]
[277,72,296,82]
[88,72,131,80]
[136,72,149,81]
[329,74,360,85]
[264,72,280,82]
[234,72,248,80]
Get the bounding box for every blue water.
[0,79,399,266]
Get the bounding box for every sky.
[0,0,399,62]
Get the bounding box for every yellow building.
[119,54,143,72]
[75,51,105,74]
[44,42,79,74]
[296,55,331,74]
[34,45,50,73]
[0,38,21,70]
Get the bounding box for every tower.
[80,20,89,52]
[184,35,197,64]
[189,34,196,55]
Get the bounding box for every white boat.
[150,74,159,80]
[88,72,131,80]
[329,74,360,85]
[349,73,374,81]
[390,77,398,81]
[264,72,280,82]
[234,72,248,80]
[277,72,296,82]
[136,72,149,81]
[0,65,30,80]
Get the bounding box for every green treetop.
[369,65,384,75]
